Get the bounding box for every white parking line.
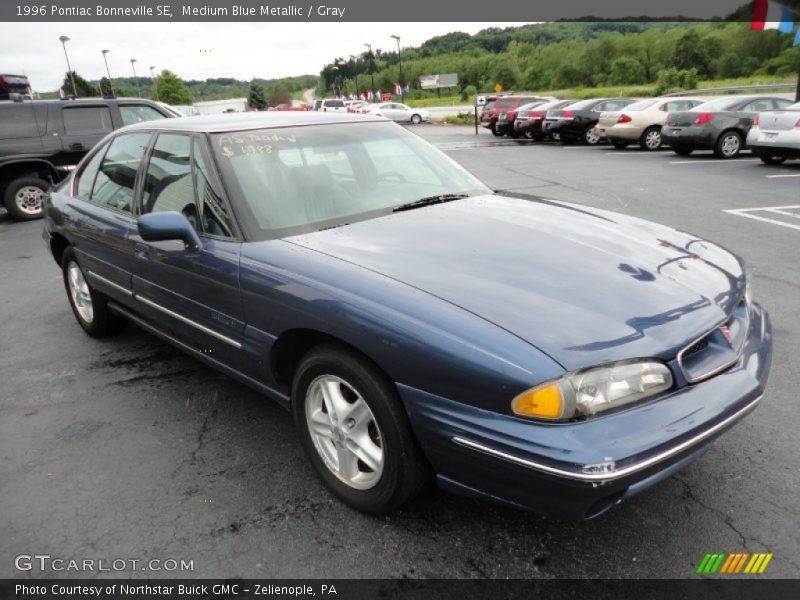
[603,152,665,156]
[724,205,800,231]
[766,173,800,178]
[670,159,760,165]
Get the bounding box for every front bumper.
[399,303,772,518]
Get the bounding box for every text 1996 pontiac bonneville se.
[43,112,771,518]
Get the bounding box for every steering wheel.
[377,171,407,183]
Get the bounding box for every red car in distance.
[514,99,576,140]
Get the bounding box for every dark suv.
[1,98,174,220]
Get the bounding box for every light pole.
[349,54,359,98]
[363,43,375,100]
[59,35,77,97]
[150,66,157,101]
[130,58,139,97]
[390,34,403,102]
[101,49,115,97]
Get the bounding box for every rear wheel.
[758,154,787,165]
[583,126,600,145]
[714,131,742,158]
[609,139,629,150]
[3,176,49,221]
[640,126,662,151]
[61,247,127,337]
[523,130,534,139]
[292,345,431,513]
[410,114,421,125]
[490,125,502,137]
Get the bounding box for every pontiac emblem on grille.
[719,325,733,345]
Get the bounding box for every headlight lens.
[744,272,752,311]
[512,360,673,421]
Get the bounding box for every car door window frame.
[73,139,112,200]
[134,131,242,242]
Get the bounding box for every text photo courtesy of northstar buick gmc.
[43,112,772,518]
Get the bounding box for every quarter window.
[89,133,150,213]
[76,143,109,201]
[0,104,40,139]
[62,106,113,134]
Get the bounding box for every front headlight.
[512,360,673,421]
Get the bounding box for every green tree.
[153,70,192,105]
[608,56,646,85]
[62,71,98,97]
[492,60,520,91]
[672,30,711,77]
[551,64,583,89]
[247,79,267,110]
[99,76,114,97]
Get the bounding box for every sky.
[1,22,532,92]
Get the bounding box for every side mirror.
[137,211,202,251]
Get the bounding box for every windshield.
[624,98,659,111]
[211,121,490,239]
[690,97,740,112]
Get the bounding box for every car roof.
[0,97,157,105]
[119,111,387,133]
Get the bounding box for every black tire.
[609,139,629,150]
[714,131,743,159]
[410,114,421,125]
[3,176,49,221]
[490,125,502,137]
[639,126,662,151]
[759,154,787,165]
[522,130,534,139]
[509,128,521,139]
[672,147,693,156]
[292,344,431,514]
[61,247,127,338]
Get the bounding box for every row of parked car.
[480,93,800,162]
[310,97,432,124]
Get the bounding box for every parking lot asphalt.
[1,124,798,579]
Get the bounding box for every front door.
[130,132,245,365]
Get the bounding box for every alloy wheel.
[721,134,740,157]
[67,262,94,324]
[14,186,45,216]
[584,127,600,145]
[304,375,384,490]
[644,129,661,150]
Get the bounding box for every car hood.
[287,194,744,371]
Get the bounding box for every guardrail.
[664,82,797,97]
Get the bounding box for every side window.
[742,99,772,113]
[120,104,168,126]
[141,134,193,217]
[76,143,109,201]
[62,106,113,134]
[0,105,40,139]
[194,144,235,238]
[89,133,150,213]
[772,98,793,109]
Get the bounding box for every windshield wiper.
[392,193,470,213]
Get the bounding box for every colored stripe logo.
[696,552,773,574]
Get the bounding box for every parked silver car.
[747,101,800,164]
[368,103,430,124]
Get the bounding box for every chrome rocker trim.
[134,295,242,349]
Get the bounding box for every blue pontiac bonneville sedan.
[43,112,772,518]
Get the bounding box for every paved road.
[1,125,798,579]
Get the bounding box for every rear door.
[68,132,152,299]
[59,104,115,167]
[131,132,245,365]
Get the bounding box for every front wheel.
[61,247,127,337]
[714,131,742,158]
[410,114,421,125]
[3,176,50,221]
[759,154,787,165]
[640,126,662,151]
[292,345,431,513]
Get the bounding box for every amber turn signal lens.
[512,383,563,419]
